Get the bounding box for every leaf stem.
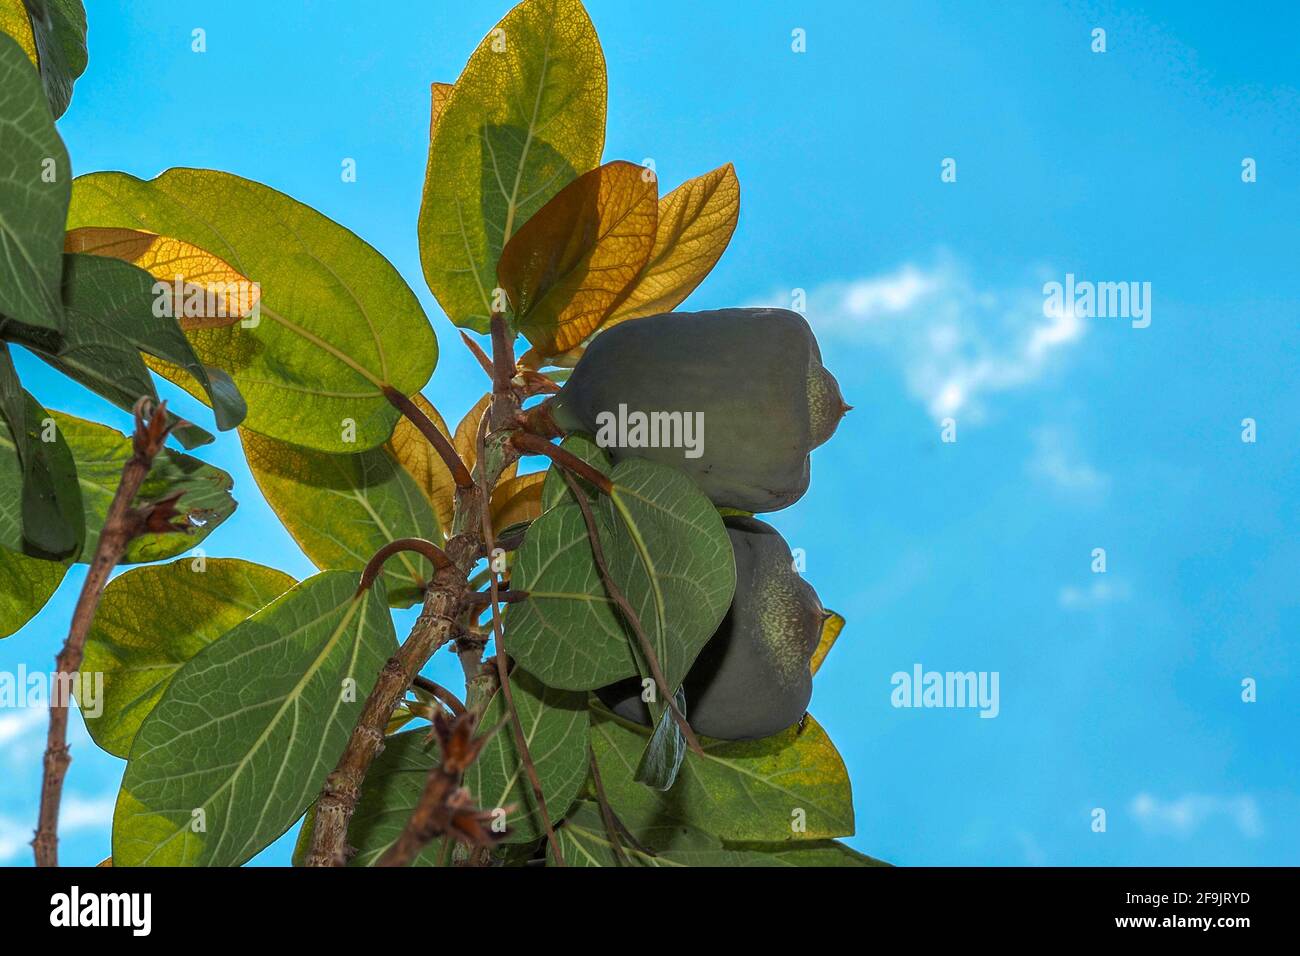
[356,537,452,594]
[412,675,467,717]
[33,398,175,867]
[510,431,612,494]
[560,470,704,757]
[382,386,473,488]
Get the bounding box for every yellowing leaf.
[65,226,260,330]
[604,163,740,326]
[453,393,517,484]
[384,394,455,535]
[428,81,452,138]
[811,610,844,676]
[500,160,658,356]
[491,471,545,532]
[0,1,37,62]
[418,0,607,331]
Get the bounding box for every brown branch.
[412,675,467,717]
[357,537,452,594]
[459,331,495,380]
[517,400,563,438]
[383,386,473,489]
[510,431,612,494]
[561,470,704,757]
[306,551,477,866]
[376,711,504,867]
[33,398,175,866]
[488,312,515,420]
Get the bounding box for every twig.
[588,746,630,867]
[459,331,494,379]
[412,675,467,717]
[560,470,704,756]
[510,431,612,494]
[383,386,473,489]
[476,400,566,866]
[33,398,176,866]
[356,537,452,594]
[463,588,529,611]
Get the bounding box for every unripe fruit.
[547,308,847,513]
[597,516,824,740]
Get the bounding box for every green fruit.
[597,516,824,740]
[547,308,846,513]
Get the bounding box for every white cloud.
[1029,427,1110,497]
[753,255,1085,420]
[0,708,45,748]
[0,792,116,863]
[1130,793,1263,839]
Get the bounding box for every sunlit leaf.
[68,169,436,451]
[491,471,545,533]
[242,429,442,608]
[603,163,740,326]
[80,559,295,757]
[558,801,883,867]
[591,704,854,842]
[418,0,607,331]
[427,81,452,137]
[113,571,398,867]
[453,393,517,484]
[0,542,64,638]
[500,160,657,356]
[0,33,69,346]
[33,254,246,444]
[384,393,455,535]
[811,609,844,676]
[65,226,260,330]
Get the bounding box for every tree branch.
[560,470,704,756]
[383,386,473,488]
[33,398,176,867]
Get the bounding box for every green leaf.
[241,429,442,608]
[558,802,883,867]
[53,410,237,564]
[503,502,631,688]
[464,670,588,844]
[0,347,83,558]
[418,0,607,331]
[67,168,436,451]
[590,704,855,843]
[0,31,69,348]
[80,558,295,758]
[0,541,64,638]
[2,0,87,119]
[505,456,735,692]
[634,687,686,791]
[112,571,398,867]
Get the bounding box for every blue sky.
[2,0,1297,866]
